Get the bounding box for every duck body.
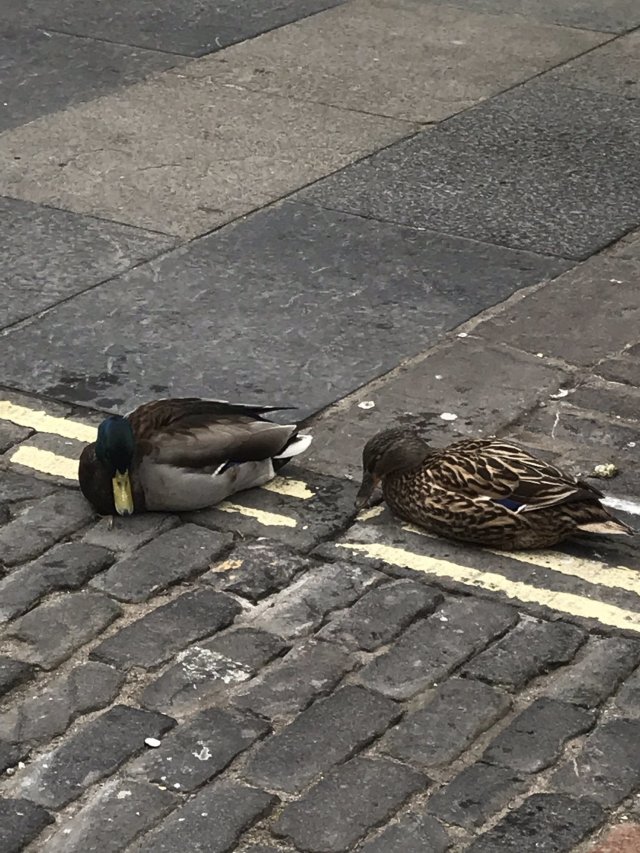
[356,428,633,550]
[79,398,312,517]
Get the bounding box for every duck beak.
[112,471,134,517]
[355,471,379,510]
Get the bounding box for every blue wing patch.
[494,497,524,512]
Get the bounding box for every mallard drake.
[356,427,633,550]
[79,398,312,517]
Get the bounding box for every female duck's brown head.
[355,427,431,509]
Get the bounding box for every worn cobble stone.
[317,580,443,651]
[204,540,312,602]
[552,719,640,806]
[0,421,31,453]
[41,779,178,853]
[82,513,180,553]
[0,470,55,505]
[359,811,450,853]
[462,618,585,690]
[0,657,34,698]
[358,599,517,699]
[546,637,640,707]
[141,627,287,717]
[483,698,595,774]
[0,661,124,748]
[243,561,382,639]
[128,707,270,792]
[9,705,175,808]
[0,543,114,621]
[466,793,604,853]
[382,677,511,768]
[0,491,95,567]
[275,757,426,853]
[91,524,232,603]
[136,780,277,853]
[231,639,353,720]
[7,590,121,669]
[427,762,527,829]
[614,664,640,716]
[243,685,400,794]
[0,797,53,853]
[0,743,22,774]
[91,588,240,670]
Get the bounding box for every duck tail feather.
[273,433,313,460]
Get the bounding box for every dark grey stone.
[596,355,640,386]
[0,203,568,417]
[91,524,232,602]
[615,665,640,716]
[4,0,348,56]
[91,589,240,670]
[136,780,276,853]
[0,657,35,698]
[300,81,640,259]
[41,780,178,853]
[0,196,174,332]
[231,639,353,720]
[0,797,53,853]
[243,685,400,793]
[0,543,114,621]
[128,707,269,792]
[0,661,124,748]
[275,757,425,852]
[0,491,96,568]
[10,705,175,808]
[203,540,312,602]
[318,580,443,651]
[82,513,180,554]
[466,793,604,853]
[358,599,517,699]
[428,762,527,829]
[141,628,287,717]
[483,698,595,774]
[570,379,640,422]
[462,618,586,690]
[0,421,31,454]
[546,637,640,707]
[546,32,640,100]
[0,28,180,133]
[0,469,55,504]
[359,811,450,853]
[8,591,121,669]
[382,678,511,768]
[0,744,23,774]
[552,719,640,807]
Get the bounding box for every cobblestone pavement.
[2,0,640,850]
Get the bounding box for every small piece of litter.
[173,783,181,789]
[457,332,468,338]
[117,790,132,800]
[628,442,636,448]
[610,279,623,284]
[144,737,161,748]
[440,412,458,421]
[549,389,569,399]
[536,353,544,358]
[358,401,375,410]
[435,374,443,380]
[591,463,619,479]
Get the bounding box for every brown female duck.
[356,427,633,549]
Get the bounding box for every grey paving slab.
[423,0,640,33]
[300,80,640,259]
[0,28,180,133]
[1,197,175,330]
[0,203,569,415]
[0,72,410,238]
[181,0,606,122]
[545,31,640,100]
[4,0,348,57]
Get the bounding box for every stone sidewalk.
[2,0,640,851]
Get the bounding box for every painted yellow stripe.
[0,400,96,443]
[262,477,315,500]
[339,542,640,633]
[10,445,78,481]
[358,505,385,521]
[217,502,297,527]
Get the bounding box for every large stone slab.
[4,0,347,57]
[180,0,605,122]
[0,202,568,414]
[546,31,640,100]
[1,197,175,330]
[0,73,410,237]
[300,81,640,259]
[0,27,179,132]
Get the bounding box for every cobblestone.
[91,588,240,670]
[7,590,121,669]
[483,697,595,774]
[0,796,53,853]
[0,542,114,621]
[275,756,425,852]
[0,421,31,454]
[243,685,400,793]
[204,540,312,602]
[546,637,640,707]
[0,470,55,505]
[91,524,232,602]
[588,825,640,853]
[382,677,511,768]
[358,811,450,853]
[427,762,527,829]
[358,599,517,699]
[82,513,180,553]
[0,657,35,698]
[614,665,640,717]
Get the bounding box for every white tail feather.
[273,433,313,460]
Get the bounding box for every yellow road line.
[262,477,315,500]
[9,446,78,481]
[339,542,640,633]
[216,502,297,527]
[357,505,385,521]
[0,400,96,443]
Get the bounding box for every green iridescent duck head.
[94,415,136,516]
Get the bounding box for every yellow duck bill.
[112,471,134,516]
